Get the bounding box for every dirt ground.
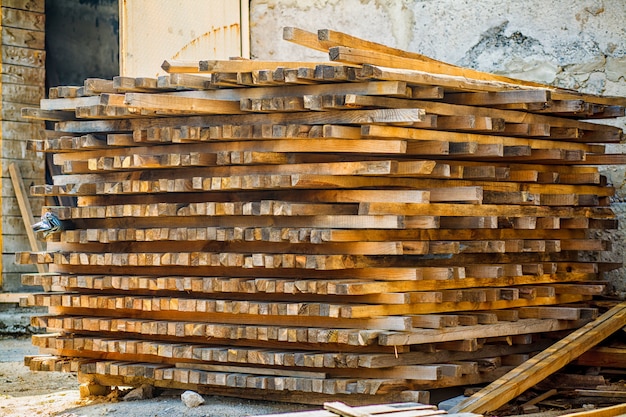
[0,336,312,417]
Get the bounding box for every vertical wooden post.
[8,162,46,274]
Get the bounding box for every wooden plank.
[444,90,551,106]
[198,60,350,73]
[21,107,76,121]
[573,389,626,398]
[1,6,44,29]
[63,79,412,112]
[2,45,45,68]
[161,60,202,73]
[323,401,441,417]
[123,93,245,114]
[282,27,337,54]
[449,302,626,414]
[0,292,30,303]
[83,78,117,94]
[8,163,45,275]
[379,316,589,346]
[56,108,426,134]
[39,96,101,111]
[2,25,44,49]
[2,0,45,13]
[157,73,211,90]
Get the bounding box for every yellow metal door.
[119,0,249,77]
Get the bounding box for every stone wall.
[249,0,626,293]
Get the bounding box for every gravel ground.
[0,336,312,417]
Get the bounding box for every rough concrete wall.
[250,0,626,293]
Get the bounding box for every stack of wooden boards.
[17,28,626,405]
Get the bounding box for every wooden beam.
[282,27,336,54]
[199,60,349,73]
[8,162,46,274]
[161,60,202,73]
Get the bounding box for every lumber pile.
[17,28,626,405]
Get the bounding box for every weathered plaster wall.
[250,0,626,293]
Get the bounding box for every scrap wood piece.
[448,301,626,414]
[250,400,479,417]
[519,388,558,408]
[251,401,450,417]
[324,401,440,417]
[573,389,626,398]
[553,403,626,417]
[247,401,452,417]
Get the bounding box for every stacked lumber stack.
[17,28,626,405]
[2,0,46,291]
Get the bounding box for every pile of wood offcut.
[18,27,626,408]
